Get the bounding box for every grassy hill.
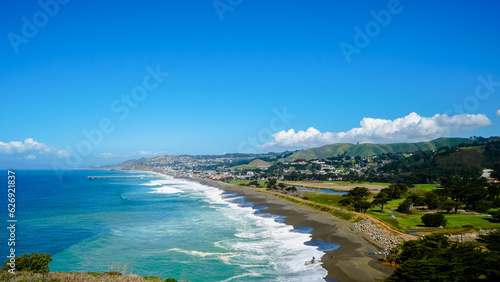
[230,159,271,170]
[287,137,474,160]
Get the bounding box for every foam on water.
[148,186,184,194]
[42,171,331,281]
[174,179,329,281]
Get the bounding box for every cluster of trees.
[421,213,447,227]
[385,232,500,281]
[437,177,500,213]
[0,252,52,274]
[372,184,409,212]
[339,187,372,213]
[241,180,262,187]
[380,139,500,184]
[229,138,500,186]
[388,178,500,215]
[365,176,500,215]
[265,178,300,196]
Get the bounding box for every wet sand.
[187,177,395,282]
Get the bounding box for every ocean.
[0,170,331,281]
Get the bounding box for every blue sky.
[1,0,499,168]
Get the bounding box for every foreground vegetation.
[0,271,178,282]
[0,253,179,282]
[384,231,500,281]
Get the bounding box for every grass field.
[304,193,343,206]
[413,184,439,191]
[229,179,268,187]
[384,198,406,209]
[230,179,500,231]
[324,181,390,186]
[367,209,500,230]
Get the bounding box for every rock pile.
[446,233,479,243]
[447,230,492,243]
[353,219,403,255]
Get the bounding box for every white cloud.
[129,150,167,157]
[57,149,70,158]
[99,152,116,158]
[0,138,69,160]
[0,138,52,154]
[497,109,500,116]
[262,112,491,150]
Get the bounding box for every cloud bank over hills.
[262,112,491,151]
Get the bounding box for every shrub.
[421,213,447,227]
[396,199,413,214]
[489,210,500,221]
[352,216,364,223]
[473,200,493,213]
[1,252,52,274]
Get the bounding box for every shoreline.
[185,177,395,282]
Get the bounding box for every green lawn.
[413,184,439,191]
[439,214,500,229]
[366,210,403,229]
[367,208,500,230]
[384,198,406,209]
[305,193,343,206]
[324,181,390,186]
[229,179,267,187]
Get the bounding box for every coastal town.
[106,137,500,281]
[111,151,398,181]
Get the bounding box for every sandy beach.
[188,177,395,282]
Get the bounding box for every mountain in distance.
[287,137,474,160]
[108,138,475,170]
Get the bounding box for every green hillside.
[288,137,473,160]
[230,159,271,170]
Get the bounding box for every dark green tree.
[489,210,500,222]
[265,178,277,189]
[339,197,354,209]
[478,229,500,252]
[354,200,372,213]
[1,252,52,273]
[440,198,462,213]
[277,182,287,190]
[372,191,391,212]
[423,191,440,210]
[421,213,447,227]
[385,183,409,199]
[386,243,488,282]
[487,183,500,201]
[396,199,413,214]
[346,187,370,198]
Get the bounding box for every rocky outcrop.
[353,219,403,255]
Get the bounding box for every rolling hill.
[287,137,474,160]
[229,159,272,170]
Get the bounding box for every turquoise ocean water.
[0,170,333,281]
